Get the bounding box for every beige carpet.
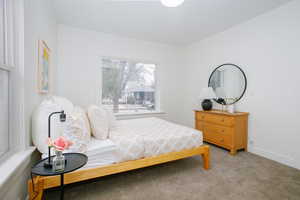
[45,145,300,200]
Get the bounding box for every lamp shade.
[199,87,216,99]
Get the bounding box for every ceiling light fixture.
[161,0,185,7]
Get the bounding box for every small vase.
[227,104,235,113]
[53,150,65,172]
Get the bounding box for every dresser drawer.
[203,130,233,148]
[195,121,204,131]
[203,123,234,136]
[195,112,205,120]
[203,124,233,147]
[196,112,234,127]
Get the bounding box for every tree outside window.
[102,58,156,113]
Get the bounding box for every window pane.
[0,0,5,65]
[0,69,9,157]
[102,58,156,113]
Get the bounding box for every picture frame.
[38,40,50,93]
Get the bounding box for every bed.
[28,98,210,200]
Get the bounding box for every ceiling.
[53,0,292,46]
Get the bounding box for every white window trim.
[99,56,162,116]
[0,1,35,198]
[0,68,10,162]
[115,111,166,120]
[0,0,14,162]
[0,0,26,163]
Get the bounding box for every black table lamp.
[44,110,66,168]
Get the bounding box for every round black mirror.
[208,63,247,105]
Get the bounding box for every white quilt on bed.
[42,118,203,166]
[109,117,203,162]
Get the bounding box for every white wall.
[182,0,300,169]
[24,0,57,145]
[56,25,185,123]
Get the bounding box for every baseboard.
[248,145,300,170]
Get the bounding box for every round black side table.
[31,153,88,200]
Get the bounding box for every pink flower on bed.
[48,137,73,151]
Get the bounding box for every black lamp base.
[202,99,213,111]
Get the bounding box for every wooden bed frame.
[28,145,210,200]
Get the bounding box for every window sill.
[115,111,166,120]
[0,147,36,193]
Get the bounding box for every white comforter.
[109,117,203,162]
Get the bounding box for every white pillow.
[104,107,117,130]
[63,106,91,153]
[87,105,109,140]
[32,96,74,154]
[52,96,74,114]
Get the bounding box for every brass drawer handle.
[221,119,225,122]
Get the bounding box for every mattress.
[82,137,121,169]
[110,117,203,162]
[42,137,121,169]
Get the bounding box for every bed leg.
[28,176,44,200]
[201,145,210,170]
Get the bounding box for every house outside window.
[101,58,157,114]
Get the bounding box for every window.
[101,58,157,114]
[0,69,9,158]
[0,0,21,162]
[0,0,4,65]
[0,0,10,160]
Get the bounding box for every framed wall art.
[38,40,50,93]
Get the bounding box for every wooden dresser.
[195,110,249,155]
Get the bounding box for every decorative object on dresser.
[195,110,249,155]
[208,63,247,112]
[199,87,216,111]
